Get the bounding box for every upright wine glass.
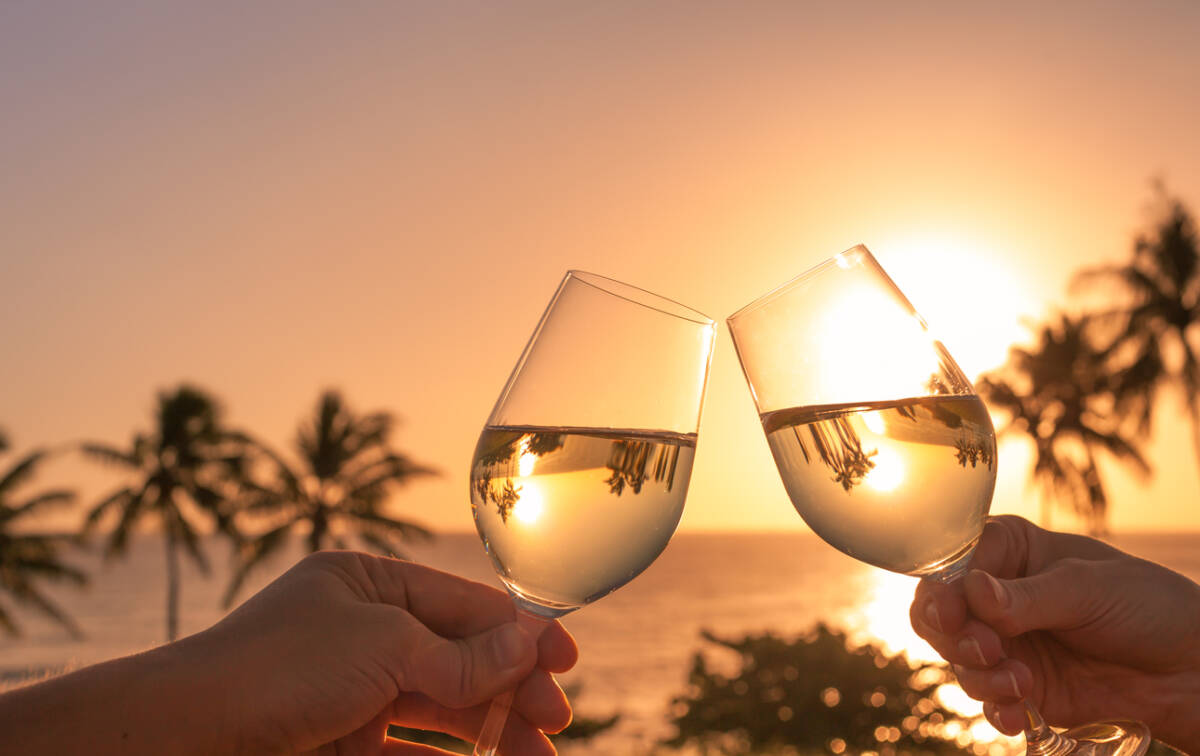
[469,270,715,756]
[727,245,1149,756]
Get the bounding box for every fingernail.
[994,669,1022,698]
[923,599,942,633]
[984,573,1010,610]
[493,623,528,669]
[958,636,987,666]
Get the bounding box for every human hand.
[187,551,578,755]
[909,515,1200,753]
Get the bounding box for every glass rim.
[568,270,714,326]
[725,244,875,325]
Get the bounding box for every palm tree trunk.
[165,518,180,642]
[1083,447,1108,538]
[1188,400,1200,482]
[309,509,326,553]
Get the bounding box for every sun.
[873,234,1036,380]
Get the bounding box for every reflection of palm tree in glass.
[83,386,246,641]
[1074,185,1200,472]
[0,430,84,637]
[781,396,995,494]
[798,415,878,492]
[977,314,1148,535]
[224,390,436,604]
[472,432,685,521]
[605,439,682,495]
[729,246,1149,756]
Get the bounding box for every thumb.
[395,615,538,708]
[963,560,1099,638]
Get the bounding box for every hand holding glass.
[727,246,1149,756]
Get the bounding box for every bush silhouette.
[661,624,970,756]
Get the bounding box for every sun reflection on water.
[843,570,1020,754]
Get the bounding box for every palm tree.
[977,314,1149,535]
[0,430,85,637]
[223,390,436,606]
[82,386,247,641]
[1074,185,1200,470]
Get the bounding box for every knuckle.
[989,612,1024,638]
[301,549,354,571]
[451,638,474,707]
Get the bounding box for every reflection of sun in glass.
[512,479,543,524]
[865,447,905,491]
[518,442,538,476]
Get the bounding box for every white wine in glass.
[468,271,715,756]
[727,245,1150,756]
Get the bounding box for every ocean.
[2,531,1198,754]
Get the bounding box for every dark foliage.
[978,315,1149,535]
[223,390,437,606]
[81,385,248,640]
[660,625,969,756]
[0,432,84,637]
[1074,184,1200,472]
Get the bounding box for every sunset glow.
[879,234,1038,381]
[2,6,1198,755]
[2,3,1197,537]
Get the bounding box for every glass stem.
[1022,701,1078,756]
[472,608,551,756]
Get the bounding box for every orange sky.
[3,1,1199,534]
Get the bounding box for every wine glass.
[469,270,715,756]
[726,245,1149,756]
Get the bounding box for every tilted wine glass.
[726,245,1149,756]
[469,270,715,756]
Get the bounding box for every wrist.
[0,636,237,756]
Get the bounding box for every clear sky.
[3,1,1199,534]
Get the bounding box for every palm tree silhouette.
[82,386,247,641]
[0,430,85,637]
[977,314,1148,535]
[223,390,436,606]
[1074,185,1200,472]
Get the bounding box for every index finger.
[354,555,578,669]
[968,516,1031,579]
[912,517,1033,636]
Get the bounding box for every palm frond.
[240,435,305,496]
[4,578,83,639]
[79,441,142,469]
[358,528,403,558]
[345,454,438,491]
[0,599,18,636]
[7,550,88,586]
[222,521,295,607]
[104,485,150,557]
[82,486,135,538]
[345,510,433,541]
[190,483,239,540]
[1089,433,1151,478]
[0,449,47,498]
[4,489,76,523]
